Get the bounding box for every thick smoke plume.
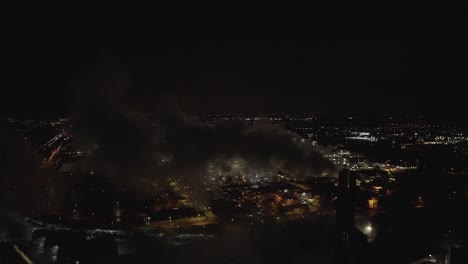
[70,56,335,202]
[70,56,158,195]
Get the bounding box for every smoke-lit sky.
[3,17,467,118]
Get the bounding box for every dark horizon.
[4,26,468,119]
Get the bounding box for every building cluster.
[4,116,468,227]
[211,181,330,221]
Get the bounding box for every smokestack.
[336,168,356,245]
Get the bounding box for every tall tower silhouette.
[335,168,367,263]
[337,168,356,244]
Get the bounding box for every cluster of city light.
[204,157,274,186]
[324,150,372,171]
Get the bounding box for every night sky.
[4,18,467,119]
